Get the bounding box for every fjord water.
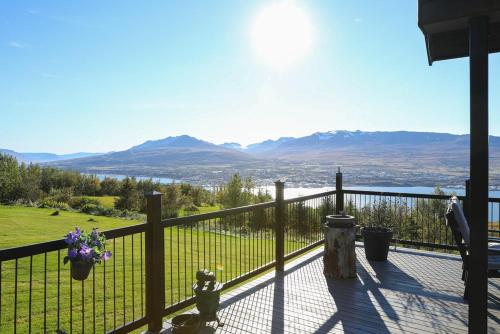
[93,173,499,199]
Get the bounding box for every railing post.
[275,180,285,272]
[464,179,471,223]
[336,168,344,214]
[145,191,165,333]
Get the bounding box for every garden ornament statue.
[193,269,224,328]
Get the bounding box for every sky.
[1,0,499,154]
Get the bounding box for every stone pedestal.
[323,215,357,279]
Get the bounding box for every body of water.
[91,172,499,201]
[92,173,177,184]
[255,185,500,200]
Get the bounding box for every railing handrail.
[344,189,468,201]
[0,222,147,261]
[284,190,336,204]
[162,201,276,227]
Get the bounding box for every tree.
[19,163,42,202]
[162,184,181,218]
[115,177,139,211]
[0,154,22,202]
[221,174,245,208]
[78,175,101,196]
[100,177,121,196]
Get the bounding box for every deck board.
[163,245,500,333]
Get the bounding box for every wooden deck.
[164,245,500,333]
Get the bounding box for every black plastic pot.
[361,227,393,261]
[70,261,93,281]
[171,314,201,334]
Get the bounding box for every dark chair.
[445,197,500,299]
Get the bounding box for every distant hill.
[246,137,294,154]
[244,131,500,176]
[246,130,500,160]
[220,142,243,150]
[0,149,102,163]
[50,135,259,175]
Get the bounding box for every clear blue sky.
[1,0,499,154]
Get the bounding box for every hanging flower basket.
[64,227,112,281]
[70,260,94,281]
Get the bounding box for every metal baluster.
[14,259,18,334]
[140,232,143,318]
[82,280,85,334]
[122,236,125,324]
[113,238,116,331]
[170,225,173,306]
[93,262,96,334]
[29,256,32,334]
[177,226,180,302]
[190,223,194,297]
[44,253,47,332]
[103,253,107,333]
[184,225,187,300]
[131,234,135,321]
[57,250,61,332]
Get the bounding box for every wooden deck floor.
[164,245,500,333]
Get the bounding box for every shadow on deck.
[164,246,500,333]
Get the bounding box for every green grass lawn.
[0,205,141,249]
[0,204,315,334]
[75,195,118,209]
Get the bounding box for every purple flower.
[101,251,112,261]
[65,232,78,245]
[74,227,81,237]
[68,249,78,259]
[79,244,94,261]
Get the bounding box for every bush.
[48,187,73,204]
[38,199,70,210]
[79,203,124,218]
[70,197,100,209]
[80,203,101,215]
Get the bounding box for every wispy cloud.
[8,41,28,48]
[354,17,363,23]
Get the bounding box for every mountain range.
[2,130,499,187]
[0,149,102,164]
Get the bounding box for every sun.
[251,1,314,70]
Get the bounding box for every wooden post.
[275,181,285,272]
[469,16,489,334]
[145,191,165,333]
[336,168,344,214]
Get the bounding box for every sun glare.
[251,1,314,70]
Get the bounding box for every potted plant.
[64,227,112,280]
[361,201,394,261]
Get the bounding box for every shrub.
[38,199,70,210]
[48,187,74,204]
[80,203,101,215]
[70,197,100,209]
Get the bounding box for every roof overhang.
[418,0,500,64]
